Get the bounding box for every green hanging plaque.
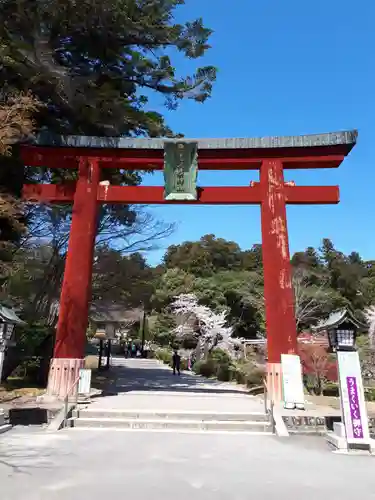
[163,141,198,201]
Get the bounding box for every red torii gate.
[21,131,357,399]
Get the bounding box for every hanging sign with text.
[337,351,370,446]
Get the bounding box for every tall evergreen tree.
[0,0,217,278]
[0,0,216,136]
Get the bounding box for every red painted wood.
[20,144,349,375]
[285,185,339,204]
[260,159,298,363]
[23,184,339,205]
[21,147,344,171]
[98,185,263,204]
[282,155,344,169]
[22,183,76,203]
[53,158,100,359]
[20,143,352,164]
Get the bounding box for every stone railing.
[283,415,375,437]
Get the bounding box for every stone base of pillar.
[267,362,283,402]
[46,358,84,400]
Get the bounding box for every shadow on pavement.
[99,359,250,397]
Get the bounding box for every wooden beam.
[285,186,339,204]
[98,185,340,205]
[20,150,263,170]
[22,183,76,203]
[96,154,344,170]
[20,150,345,171]
[22,183,340,205]
[97,186,263,204]
[282,155,344,169]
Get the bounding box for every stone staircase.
[63,357,273,435]
[67,407,272,434]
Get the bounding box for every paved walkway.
[1,426,375,499]
[1,357,375,499]
[90,357,265,413]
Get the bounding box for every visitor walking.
[172,349,181,376]
[131,343,137,358]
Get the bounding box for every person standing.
[172,349,181,376]
[131,343,137,358]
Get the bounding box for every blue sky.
[141,0,375,265]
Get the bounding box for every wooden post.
[140,309,146,357]
[106,340,111,370]
[260,159,298,401]
[47,158,100,398]
[98,340,103,370]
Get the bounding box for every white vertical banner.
[78,369,92,396]
[281,354,305,410]
[337,351,370,447]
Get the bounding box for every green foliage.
[0,0,216,286]
[155,348,173,365]
[14,322,50,356]
[233,362,265,387]
[163,235,243,277]
[364,387,375,402]
[193,358,217,378]
[150,313,176,346]
[155,347,188,370]
[192,351,265,386]
[151,235,374,341]
[152,268,196,311]
[168,356,188,371]
[194,348,236,381]
[322,382,339,397]
[0,0,216,137]
[209,348,232,365]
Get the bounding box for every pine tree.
[0,0,216,136]
[0,92,42,279]
[0,0,216,277]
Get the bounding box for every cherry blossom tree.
[364,305,375,348]
[170,293,236,354]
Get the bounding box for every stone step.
[68,416,272,433]
[72,409,269,422]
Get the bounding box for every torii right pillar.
[260,159,298,402]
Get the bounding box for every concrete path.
[1,358,375,498]
[1,426,375,499]
[89,357,265,413]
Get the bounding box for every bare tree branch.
[293,269,330,330]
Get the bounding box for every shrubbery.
[155,348,172,365]
[192,349,265,386]
[155,346,266,388]
[193,349,233,381]
[193,359,217,378]
[155,348,189,371]
[234,361,265,387]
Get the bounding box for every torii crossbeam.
[21,130,357,399]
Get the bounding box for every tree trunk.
[1,347,21,381]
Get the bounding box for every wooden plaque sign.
[163,141,198,201]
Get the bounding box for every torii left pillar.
[47,158,100,398]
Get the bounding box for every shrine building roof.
[311,308,367,332]
[0,304,26,325]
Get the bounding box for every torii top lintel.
[21,130,357,170]
[21,130,357,205]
